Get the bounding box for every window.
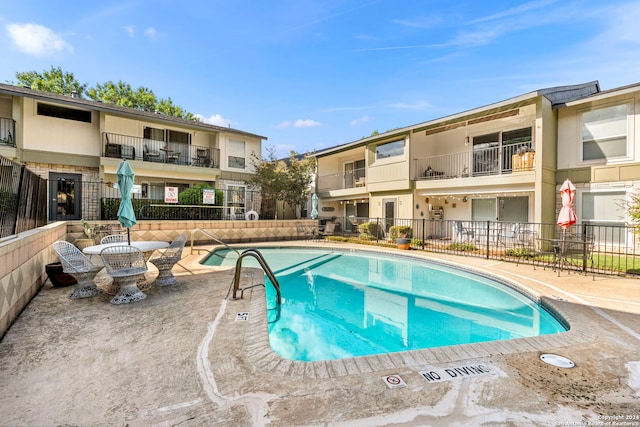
[472,133,499,176]
[375,139,404,160]
[167,130,189,144]
[344,159,365,188]
[228,139,246,169]
[472,127,532,175]
[37,103,91,123]
[143,127,165,141]
[582,104,628,161]
[581,191,627,243]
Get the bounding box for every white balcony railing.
[414,143,534,180]
[317,167,366,192]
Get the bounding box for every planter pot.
[45,262,77,287]
[74,238,95,251]
[396,238,411,250]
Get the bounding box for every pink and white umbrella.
[557,179,577,229]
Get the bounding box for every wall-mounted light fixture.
[465,136,470,146]
[462,196,468,202]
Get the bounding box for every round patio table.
[83,241,170,301]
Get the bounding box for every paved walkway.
[1,242,639,426]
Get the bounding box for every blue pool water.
[205,247,567,362]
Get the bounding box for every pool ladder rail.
[188,229,281,320]
[232,248,282,322]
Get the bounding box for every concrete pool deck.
[1,241,639,426]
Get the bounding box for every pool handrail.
[189,228,240,257]
[232,248,281,320]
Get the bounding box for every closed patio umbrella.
[116,159,136,244]
[557,178,577,265]
[311,194,318,220]
[557,179,577,230]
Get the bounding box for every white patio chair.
[100,245,148,304]
[295,221,316,240]
[51,240,103,299]
[453,221,474,242]
[100,233,128,244]
[148,234,188,286]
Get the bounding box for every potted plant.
[389,225,412,250]
[74,219,98,250]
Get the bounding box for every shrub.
[389,225,412,240]
[411,238,423,246]
[505,247,536,258]
[358,222,383,240]
[447,242,478,252]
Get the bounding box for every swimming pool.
[206,247,567,362]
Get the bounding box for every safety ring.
[245,210,259,220]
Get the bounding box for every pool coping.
[226,244,600,379]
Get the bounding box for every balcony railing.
[414,143,534,180]
[102,132,220,168]
[0,117,16,147]
[317,167,366,192]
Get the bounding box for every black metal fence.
[0,156,47,238]
[78,180,281,221]
[318,216,640,277]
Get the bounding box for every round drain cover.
[540,353,575,368]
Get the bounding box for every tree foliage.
[246,146,315,218]
[178,183,222,205]
[15,66,87,97]
[14,66,198,121]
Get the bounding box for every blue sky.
[2,1,640,158]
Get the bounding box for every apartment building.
[557,82,640,244]
[0,84,266,221]
[312,81,618,236]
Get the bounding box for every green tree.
[246,146,315,218]
[15,66,87,97]
[14,67,198,120]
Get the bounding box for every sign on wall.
[203,189,216,205]
[164,186,178,204]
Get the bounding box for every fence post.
[421,218,426,249]
[582,222,588,272]
[485,221,490,259]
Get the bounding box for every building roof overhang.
[0,83,267,140]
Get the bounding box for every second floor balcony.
[103,132,220,168]
[317,167,366,192]
[413,143,534,181]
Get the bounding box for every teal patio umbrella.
[116,159,136,244]
[311,194,318,220]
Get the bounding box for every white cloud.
[277,119,321,128]
[196,113,231,127]
[6,23,72,56]
[123,26,135,37]
[294,119,321,128]
[350,115,371,127]
[144,27,164,40]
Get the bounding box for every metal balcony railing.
[102,132,220,168]
[414,143,534,180]
[317,167,366,191]
[0,117,16,147]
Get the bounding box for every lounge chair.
[51,241,103,299]
[295,222,316,240]
[319,222,336,237]
[100,245,148,304]
[453,221,474,242]
[148,233,188,286]
[100,233,128,244]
